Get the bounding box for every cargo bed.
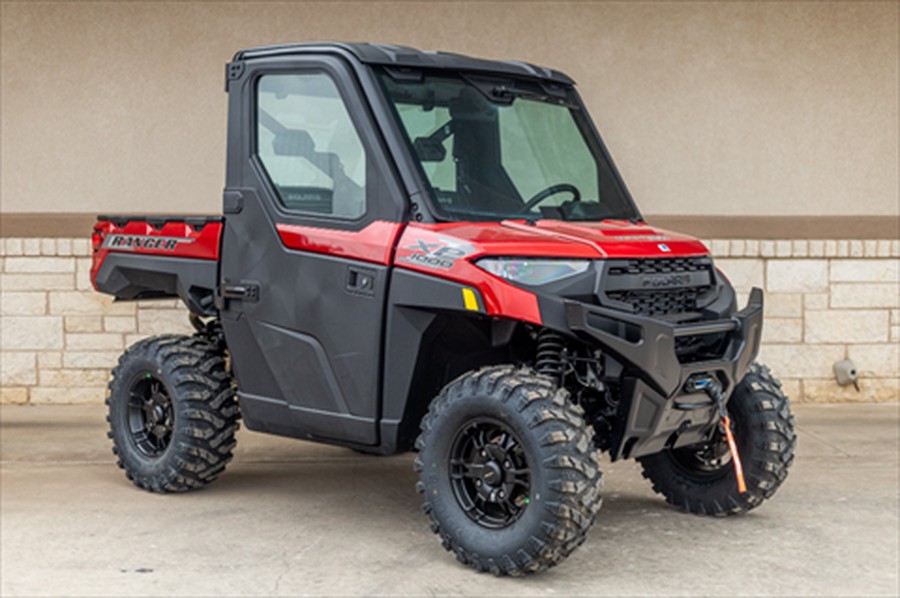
[91,215,223,315]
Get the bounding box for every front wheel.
[639,363,796,516]
[414,366,602,576]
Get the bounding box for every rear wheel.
[415,366,602,576]
[639,363,796,516]
[106,334,240,493]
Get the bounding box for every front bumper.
[564,287,764,460]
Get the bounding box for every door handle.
[346,267,376,297]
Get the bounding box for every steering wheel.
[519,183,581,214]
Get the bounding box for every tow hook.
[683,375,747,494]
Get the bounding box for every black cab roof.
[233,42,574,85]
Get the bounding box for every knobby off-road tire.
[106,334,240,493]
[414,366,603,576]
[639,363,796,516]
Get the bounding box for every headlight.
[475,258,591,285]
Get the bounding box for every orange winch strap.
[722,415,747,494]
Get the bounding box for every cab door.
[219,56,406,446]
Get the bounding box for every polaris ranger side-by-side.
[93,43,795,576]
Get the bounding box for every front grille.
[600,257,713,317]
[607,257,710,276]
[606,288,703,317]
[598,256,728,361]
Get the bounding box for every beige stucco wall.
[1,1,898,218]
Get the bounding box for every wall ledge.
[1,213,899,240]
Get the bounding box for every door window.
[257,73,367,219]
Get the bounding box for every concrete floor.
[1,403,898,597]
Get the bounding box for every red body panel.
[90,220,222,290]
[395,225,544,324]
[276,221,403,266]
[392,220,709,325]
[92,215,708,326]
[404,220,709,259]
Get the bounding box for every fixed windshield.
[378,70,639,222]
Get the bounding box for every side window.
[257,73,367,219]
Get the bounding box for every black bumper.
[564,288,764,460]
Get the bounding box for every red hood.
[404,219,708,259]
[393,219,709,325]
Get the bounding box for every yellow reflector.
[462,288,479,311]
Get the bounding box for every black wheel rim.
[449,418,531,529]
[127,373,174,457]
[669,421,733,479]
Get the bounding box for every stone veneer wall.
[1,237,898,404]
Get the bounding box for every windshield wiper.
[490,85,575,108]
[461,73,576,108]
